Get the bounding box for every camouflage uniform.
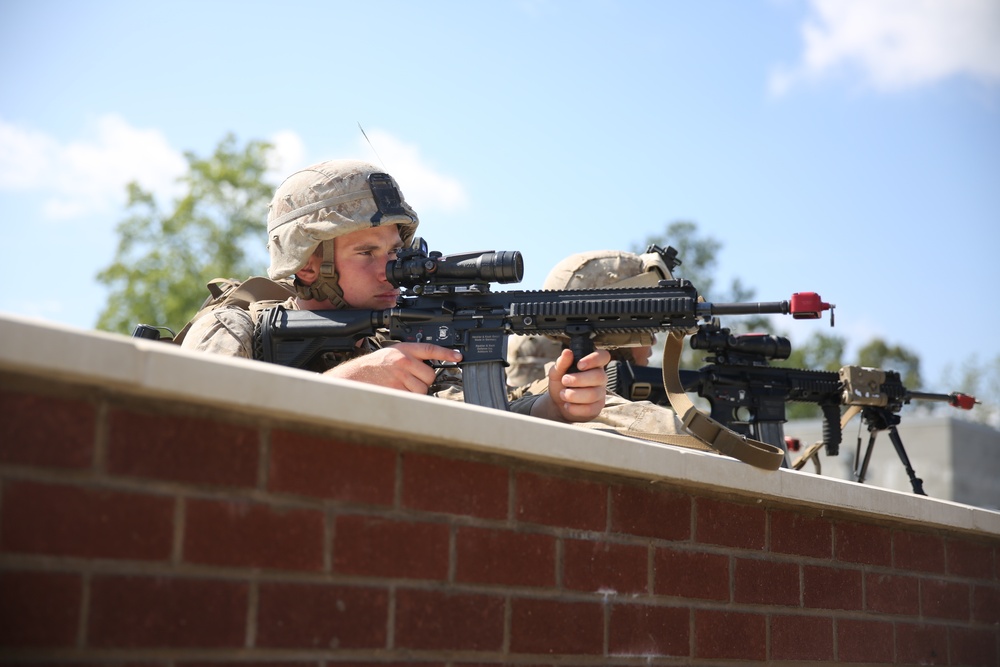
[180,159,519,411]
[182,296,385,373]
[506,249,686,435]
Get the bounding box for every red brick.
[395,588,504,652]
[184,498,323,571]
[769,508,832,558]
[803,565,862,610]
[269,429,395,505]
[921,579,970,621]
[695,498,764,551]
[88,575,248,648]
[515,471,606,531]
[837,618,894,663]
[947,537,995,579]
[653,547,729,601]
[734,558,799,606]
[894,530,945,573]
[108,408,258,488]
[693,609,765,661]
[0,570,81,648]
[256,582,388,649]
[563,539,647,594]
[455,526,555,588]
[950,626,998,667]
[896,622,948,665]
[0,390,95,469]
[333,515,448,580]
[609,604,688,657]
[973,584,1000,624]
[1,480,173,561]
[865,572,919,616]
[835,521,891,566]
[610,484,690,541]
[510,598,603,655]
[770,614,833,661]
[401,452,508,519]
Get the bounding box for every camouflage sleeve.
[509,393,544,415]
[179,306,255,358]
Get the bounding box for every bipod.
[854,407,926,496]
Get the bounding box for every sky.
[1,0,998,395]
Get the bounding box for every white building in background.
[785,415,1000,511]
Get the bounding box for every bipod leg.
[854,430,878,485]
[887,425,926,496]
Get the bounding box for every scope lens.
[388,249,523,287]
[472,250,523,284]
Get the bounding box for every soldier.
[506,249,669,387]
[181,158,609,423]
[507,249,686,437]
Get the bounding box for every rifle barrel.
[701,301,791,316]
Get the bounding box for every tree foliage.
[943,354,1000,427]
[635,221,769,367]
[634,221,721,298]
[96,135,275,334]
[857,338,922,389]
[634,220,963,422]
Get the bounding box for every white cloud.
[0,121,58,188]
[266,129,308,182]
[0,114,187,220]
[0,116,467,224]
[354,129,469,213]
[771,0,1000,94]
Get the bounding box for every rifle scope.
[690,328,792,361]
[388,248,524,288]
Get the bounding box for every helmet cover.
[541,249,674,348]
[266,159,419,305]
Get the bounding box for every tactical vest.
[133,277,296,345]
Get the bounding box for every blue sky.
[1,0,998,393]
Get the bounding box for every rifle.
[606,322,978,493]
[254,241,833,412]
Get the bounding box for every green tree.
[857,338,921,389]
[96,135,275,334]
[635,221,769,367]
[634,220,721,298]
[776,332,848,420]
[942,354,999,427]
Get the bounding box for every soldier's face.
[332,225,404,309]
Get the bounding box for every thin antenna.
[358,122,386,169]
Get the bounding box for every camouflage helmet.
[541,248,676,349]
[542,248,673,291]
[506,248,677,386]
[266,159,419,307]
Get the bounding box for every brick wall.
[2,375,998,666]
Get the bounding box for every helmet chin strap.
[293,239,349,309]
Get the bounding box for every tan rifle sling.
[618,330,786,471]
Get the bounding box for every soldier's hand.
[532,348,610,423]
[324,343,461,394]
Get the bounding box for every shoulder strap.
[172,277,295,345]
[220,276,296,310]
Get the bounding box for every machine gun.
[254,241,833,412]
[606,322,978,493]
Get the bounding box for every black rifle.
[606,323,977,494]
[254,242,833,411]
